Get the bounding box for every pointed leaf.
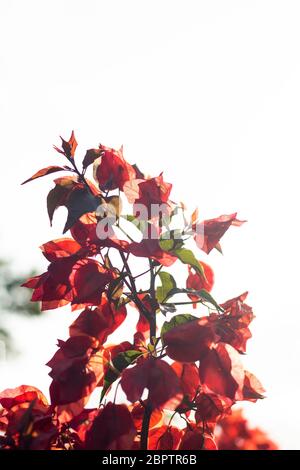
[156,272,177,303]
[21,166,66,185]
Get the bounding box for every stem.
[140,405,152,450]
[119,252,152,323]
[68,156,92,193]
[140,260,157,450]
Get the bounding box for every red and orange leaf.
[54,131,77,159]
[21,166,66,185]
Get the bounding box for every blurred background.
[0,0,299,449]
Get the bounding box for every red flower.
[164,317,216,362]
[47,336,105,406]
[121,357,183,409]
[69,296,127,346]
[211,292,254,353]
[171,362,200,402]
[179,425,217,450]
[195,392,233,432]
[0,386,57,450]
[148,425,183,450]
[199,343,245,400]
[69,259,114,310]
[194,213,245,254]
[85,403,136,450]
[128,224,177,267]
[186,261,214,308]
[133,174,172,214]
[22,257,77,311]
[94,145,136,191]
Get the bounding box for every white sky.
[1,0,300,449]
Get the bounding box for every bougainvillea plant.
[0,132,266,450]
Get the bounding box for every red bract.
[195,392,233,430]
[94,144,136,191]
[70,259,114,309]
[194,213,245,254]
[211,292,254,353]
[69,296,126,346]
[133,174,172,213]
[199,343,245,400]
[0,386,57,450]
[8,132,269,451]
[47,336,104,406]
[171,362,200,402]
[148,425,183,450]
[22,256,77,311]
[121,357,183,409]
[85,403,136,450]
[186,261,214,308]
[0,385,48,410]
[164,317,215,362]
[242,371,265,402]
[179,426,217,450]
[128,224,177,266]
[40,238,82,262]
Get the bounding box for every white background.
[0,0,300,449]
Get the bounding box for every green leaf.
[156,272,177,303]
[100,350,143,402]
[196,289,223,311]
[159,232,184,252]
[161,314,198,344]
[172,248,205,278]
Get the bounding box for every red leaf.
[199,343,245,400]
[164,317,215,362]
[21,166,66,185]
[82,147,104,169]
[47,176,80,225]
[121,358,183,409]
[85,402,136,450]
[54,130,77,159]
[194,213,246,254]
